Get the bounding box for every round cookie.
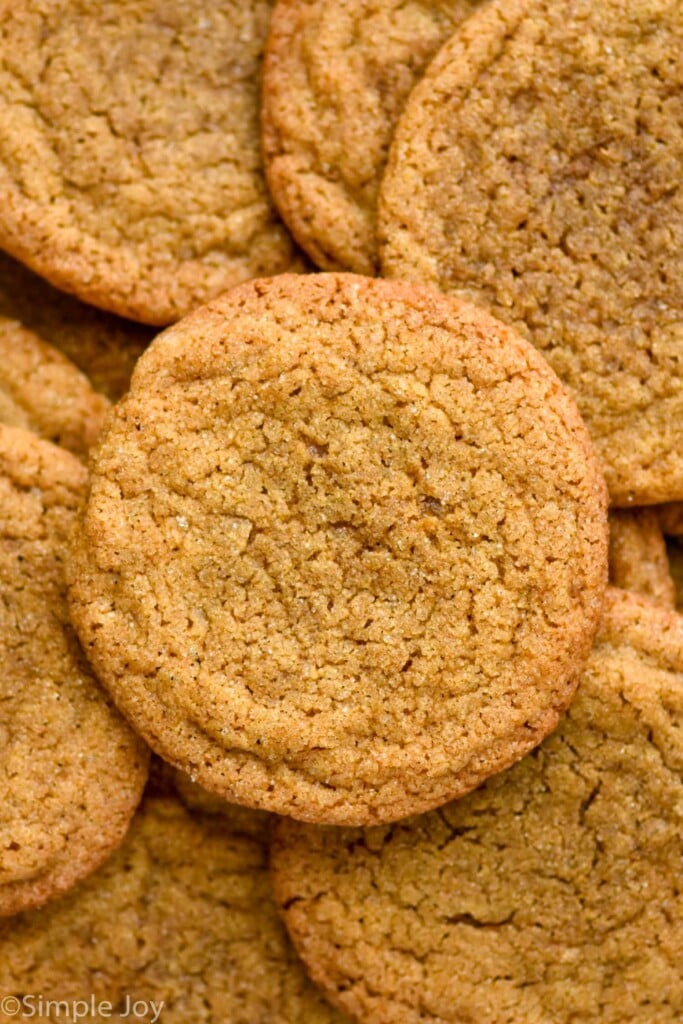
[0,795,350,1024]
[272,588,683,1024]
[0,316,109,459]
[0,251,153,403]
[608,508,675,609]
[379,0,683,506]
[0,0,301,325]
[67,273,608,825]
[262,0,482,274]
[0,425,149,918]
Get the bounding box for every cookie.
[608,508,675,609]
[0,795,350,1024]
[0,1,301,325]
[379,0,683,506]
[0,251,153,402]
[0,316,109,459]
[67,273,608,825]
[262,0,481,274]
[0,425,148,918]
[272,588,683,1024]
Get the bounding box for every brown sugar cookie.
[262,0,482,274]
[0,1,301,326]
[608,508,675,609]
[0,425,148,918]
[272,588,683,1024]
[379,0,683,506]
[0,795,350,1024]
[0,316,109,459]
[0,251,153,402]
[67,273,608,825]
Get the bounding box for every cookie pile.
[0,1,682,1022]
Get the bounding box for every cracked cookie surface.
[68,273,607,825]
[608,508,675,609]
[379,0,683,505]
[0,795,349,1024]
[0,425,148,917]
[272,588,683,1024]
[0,316,109,459]
[0,0,299,325]
[0,251,153,403]
[262,0,482,274]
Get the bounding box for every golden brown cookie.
[68,273,608,825]
[608,508,675,609]
[0,425,148,918]
[0,251,153,403]
[272,588,683,1024]
[0,0,300,325]
[379,0,683,506]
[0,795,350,1024]
[0,316,109,459]
[262,0,482,273]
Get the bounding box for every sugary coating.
[68,273,607,825]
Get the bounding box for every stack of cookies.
[0,1,682,1022]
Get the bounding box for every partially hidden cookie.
[0,425,148,917]
[608,508,675,609]
[0,795,350,1024]
[262,0,482,273]
[272,588,683,1024]
[0,0,301,325]
[68,273,608,825]
[0,251,153,402]
[379,0,683,506]
[0,316,109,459]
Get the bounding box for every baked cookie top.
[379,0,683,505]
[0,316,109,459]
[272,588,683,1024]
[0,426,148,917]
[68,273,607,825]
[0,795,349,1024]
[262,0,481,274]
[608,508,675,609]
[0,252,152,403]
[0,0,299,325]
